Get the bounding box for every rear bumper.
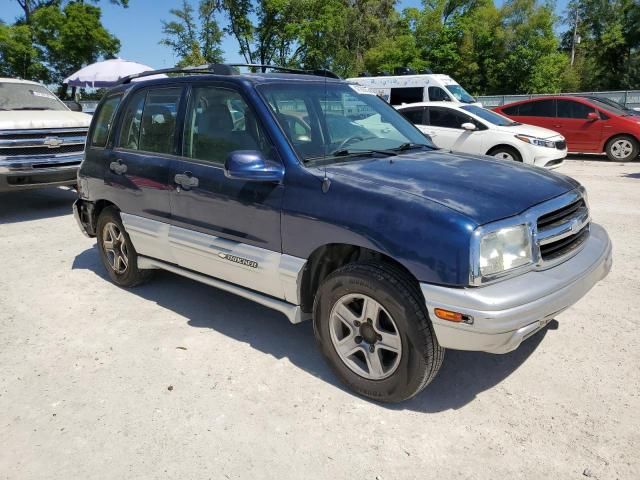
[0,153,81,192]
[73,198,96,237]
[420,223,612,354]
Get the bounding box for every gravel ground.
[1,158,639,480]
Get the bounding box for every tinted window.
[427,107,470,129]
[556,100,595,119]
[90,95,121,147]
[400,108,425,125]
[501,104,519,115]
[183,87,270,165]
[461,105,516,126]
[138,88,181,154]
[518,99,555,117]
[118,90,146,149]
[389,87,424,105]
[428,86,450,101]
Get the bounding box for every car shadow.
[0,187,77,224]
[623,172,640,179]
[73,247,553,413]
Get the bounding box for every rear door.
[109,86,183,222]
[555,99,602,152]
[168,83,286,298]
[509,99,556,130]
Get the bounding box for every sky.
[2,0,571,70]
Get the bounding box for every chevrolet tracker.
[74,64,612,402]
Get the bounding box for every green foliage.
[161,0,224,67]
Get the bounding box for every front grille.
[0,130,85,140]
[540,225,589,261]
[0,144,83,157]
[555,140,567,150]
[537,198,585,229]
[535,194,590,266]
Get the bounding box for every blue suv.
[74,65,612,402]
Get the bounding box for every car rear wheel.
[605,135,639,162]
[96,207,151,288]
[313,262,444,403]
[489,146,522,162]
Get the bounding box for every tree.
[13,1,130,24]
[161,0,224,67]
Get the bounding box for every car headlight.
[515,134,556,148]
[472,224,533,283]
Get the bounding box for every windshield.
[461,105,518,126]
[0,82,67,111]
[588,98,630,116]
[445,84,476,104]
[258,83,435,164]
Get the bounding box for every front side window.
[400,108,426,125]
[461,105,517,126]
[428,86,450,102]
[183,86,270,165]
[556,100,596,119]
[427,107,472,129]
[90,95,121,147]
[259,83,434,164]
[0,82,67,111]
[518,99,555,117]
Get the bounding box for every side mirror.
[224,151,284,183]
[587,112,600,121]
[461,122,477,131]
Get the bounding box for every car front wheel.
[313,262,444,403]
[605,135,639,162]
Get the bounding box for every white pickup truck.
[0,78,91,192]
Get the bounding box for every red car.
[494,96,640,162]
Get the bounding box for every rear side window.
[427,107,470,129]
[138,88,182,154]
[518,99,555,117]
[118,90,146,150]
[400,108,425,125]
[90,95,121,147]
[389,87,424,105]
[501,104,519,115]
[556,100,595,119]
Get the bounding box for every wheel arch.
[298,243,421,314]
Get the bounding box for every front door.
[424,106,486,153]
[555,99,602,152]
[168,84,286,299]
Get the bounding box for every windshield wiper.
[330,148,398,158]
[11,107,54,111]
[392,142,434,152]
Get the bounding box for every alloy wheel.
[102,222,129,275]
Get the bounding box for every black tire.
[605,135,639,162]
[488,145,522,162]
[313,262,444,403]
[96,207,151,287]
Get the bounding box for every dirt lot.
[0,158,639,480]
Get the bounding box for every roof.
[0,77,42,86]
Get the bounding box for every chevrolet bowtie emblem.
[43,136,63,148]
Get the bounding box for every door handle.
[109,159,127,175]
[174,172,199,189]
[553,125,562,128]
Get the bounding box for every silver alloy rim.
[329,294,402,380]
[611,139,633,159]
[102,222,129,274]
[494,151,515,161]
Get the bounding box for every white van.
[345,73,479,106]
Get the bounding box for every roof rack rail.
[115,63,340,85]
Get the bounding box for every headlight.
[515,134,556,148]
[476,224,533,280]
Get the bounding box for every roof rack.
[116,63,340,85]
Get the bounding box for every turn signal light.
[434,308,463,322]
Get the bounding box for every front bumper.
[420,223,612,354]
[529,146,567,169]
[0,153,82,192]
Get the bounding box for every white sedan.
[396,102,567,168]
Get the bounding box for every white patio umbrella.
[63,58,165,87]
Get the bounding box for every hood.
[494,123,563,139]
[325,151,579,225]
[0,110,91,130]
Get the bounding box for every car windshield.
[0,82,67,111]
[258,82,436,164]
[461,105,518,126]
[445,84,476,104]
[588,98,630,116]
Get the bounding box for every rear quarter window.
[90,95,121,147]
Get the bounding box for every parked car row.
[71,65,612,403]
